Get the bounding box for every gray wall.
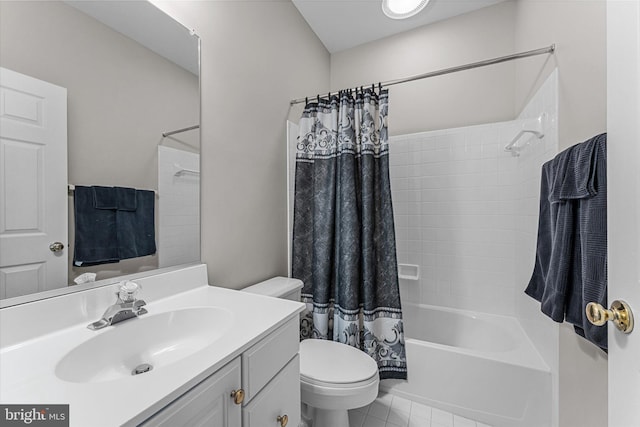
[514,0,607,151]
[513,3,608,426]
[153,1,330,289]
[330,1,517,136]
[0,1,199,284]
[328,1,608,425]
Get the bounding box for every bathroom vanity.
[0,264,304,426]
[140,319,300,426]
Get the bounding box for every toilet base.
[313,408,349,427]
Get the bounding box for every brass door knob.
[586,300,634,333]
[277,414,288,427]
[49,242,65,252]
[230,389,245,405]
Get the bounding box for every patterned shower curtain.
[292,88,407,380]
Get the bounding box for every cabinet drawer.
[242,317,298,401]
[139,358,241,427]
[242,354,300,427]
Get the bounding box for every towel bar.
[504,113,547,157]
[173,163,200,177]
[68,184,158,195]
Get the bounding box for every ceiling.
[65,1,199,75]
[292,0,507,53]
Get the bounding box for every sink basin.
[55,307,233,383]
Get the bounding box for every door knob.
[277,414,288,427]
[586,300,634,333]
[49,242,65,252]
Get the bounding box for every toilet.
[243,277,380,427]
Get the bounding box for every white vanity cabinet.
[139,317,300,427]
[139,359,242,426]
[0,265,306,427]
[242,355,300,427]
[241,318,300,427]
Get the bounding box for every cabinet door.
[243,355,300,427]
[242,318,299,402]
[140,358,242,427]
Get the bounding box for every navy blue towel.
[73,186,119,266]
[525,133,607,350]
[92,186,117,209]
[73,186,156,266]
[117,189,156,260]
[115,187,137,211]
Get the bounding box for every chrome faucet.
[87,281,148,330]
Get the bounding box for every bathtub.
[381,303,551,427]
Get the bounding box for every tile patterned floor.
[347,391,493,427]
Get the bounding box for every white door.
[0,67,68,299]
[607,1,640,426]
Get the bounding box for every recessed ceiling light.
[382,0,430,19]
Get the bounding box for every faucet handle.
[118,281,141,303]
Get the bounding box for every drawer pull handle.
[277,414,288,427]
[230,389,245,405]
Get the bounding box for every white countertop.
[0,265,304,426]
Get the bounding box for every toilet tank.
[242,277,303,301]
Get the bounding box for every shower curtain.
[292,88,407,380]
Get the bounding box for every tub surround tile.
[388,73,557,319]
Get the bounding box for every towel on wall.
[525,133,607,351]
[117,189,156,260]
[73,186,119,266]
[115,187,137,211]
[93,186,118,209]
[73,186,156,266]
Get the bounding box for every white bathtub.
[381,303,551,427]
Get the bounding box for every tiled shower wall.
[512,71,559,376]
[158,146,200,268]
[389,70,558,319]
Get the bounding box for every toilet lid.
[299,339,379,385]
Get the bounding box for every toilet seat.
[299,338,379,384]
[301,373,379,389]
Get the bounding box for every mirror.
[0,1,200,305]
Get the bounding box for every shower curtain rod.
[289,44,555,106]
[162,125,200,138]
